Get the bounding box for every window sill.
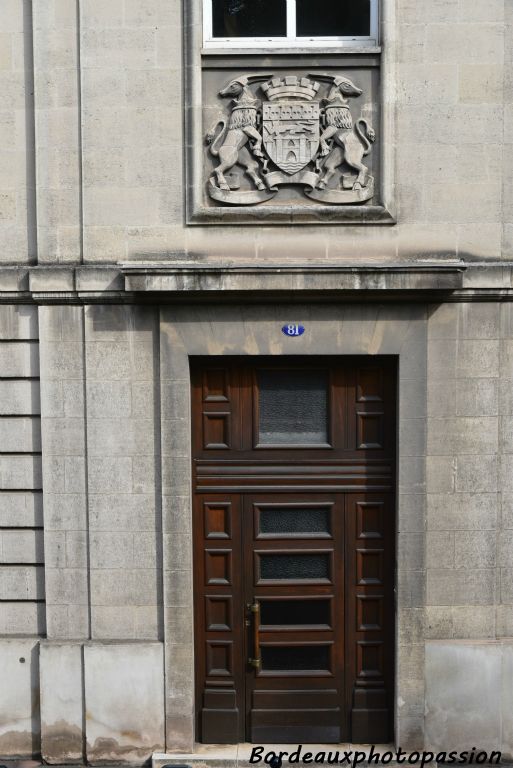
[201,45,381,55]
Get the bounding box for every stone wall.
[33,0,82,262]
[0,0,512,760]
[0,300,513,759]
[76,0,508,260]
[0,638,40,757]
[0,0,510,264]
[0,304,43,758]
[426,303,510,640]
[39,640,165,765]
[504,0,513,257]
[0,306,44,636]
[84,305,162,640]
[0,0,36,264]
[39,304,163,640]
[423,302,513,757]
[39,305,88,638]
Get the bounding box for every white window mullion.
[370,0,379,45]
[203,0,213,43]
[286,0,296,41]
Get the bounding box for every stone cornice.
[3,261,513,303]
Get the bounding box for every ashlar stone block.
[456,340,499,379]
[0,638,40,757]
[500,568,513,604]
[427,568,495,605]
[0,455,42,489]
[0,306,38,340]
[425,642,502,752]
[84,643,164,764]
[0,602,45,635]
[454,530,497,569]
[456,378,498,417]
[40,642,83,764]
[427,531,455,569]
[0,380,40,415]
[0,417,41,453]
[451,606,496,639]
[0,491,43,527]
[427,417,498,455]
[455,455,498,493]
[0,342,39,377]
[426,456,456,493]
[459,302,500,340]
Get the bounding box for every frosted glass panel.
[258,370,328,445]
[260,507,330,535]
[260,553,329,580]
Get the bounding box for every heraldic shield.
[262,101,320,175]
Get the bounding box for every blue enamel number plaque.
[282,324,305,337]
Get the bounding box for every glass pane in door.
[257,369,329,445]
[259,506,331,536]
[259,552,330,580]
[261,644,331,671]
[260,599,331,626]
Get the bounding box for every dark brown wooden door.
[191,358,396,744]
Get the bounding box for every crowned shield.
[262,101,320,175]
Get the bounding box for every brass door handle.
[248,601,261,671]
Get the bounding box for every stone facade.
[0,0,513,764]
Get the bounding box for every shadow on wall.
[23,0,37,262]
[30,643,41,756]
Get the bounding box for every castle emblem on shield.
[205,74,376,206]
[262,89,320,175]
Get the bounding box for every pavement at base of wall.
[0,763,153,768]
[0,763,155,768]
[151,746,511,768]
[2,749,512,768]
[2,762,512,768]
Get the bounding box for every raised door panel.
[345,492,395,744]
[192,357,396,470]
[192,366,242,454]
[243,493,345,743]
[193,493,245,743]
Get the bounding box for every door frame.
[159,304,428,753]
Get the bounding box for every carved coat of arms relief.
[205,74,376,206]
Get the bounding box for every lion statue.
[206,75,271,192]
[315,75,376,191]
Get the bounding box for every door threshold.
[153,743,396,768]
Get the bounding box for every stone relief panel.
[207,73,376,205]
[195,64,382,220]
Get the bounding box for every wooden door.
[191,358,396,744]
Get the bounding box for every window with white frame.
[203,0,379,48]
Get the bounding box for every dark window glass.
[261,645,330,671]
[260,599,331,626]
[296,0,371,37]
[212,0,287,37]
[260,553,330,580]
[260,507,330,536]
[258,369,328,445]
